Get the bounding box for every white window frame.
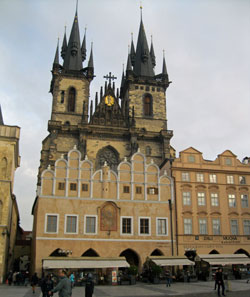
[120,216,133,236]
[196,173,204,182]
[209,174,217,183]
[184,218,192,235]
[156,217,168,236]
[212,218,221,235]
[197,192,206,206]
[211,193,219,207]
[181,172,190,182]
[241,194,249,208]
[228,194,236,207]
[183,191,191,206]
[64,214,78,234]
[138,216,151,236]
[199,218,208,235]
[227,175,234,184]
[84,215,98,235]
[45,213,59,234]
[230,219,239,235]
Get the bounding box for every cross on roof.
[103,72,117,85]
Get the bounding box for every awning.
[149,256,194,266]
[42,257,130,269]
[198,254,250,265]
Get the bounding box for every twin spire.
[53,7,93,72]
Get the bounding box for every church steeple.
[150,36,156,68]
[130,34,136,66]
[81,28,87,61]
[53,39,60,68]
[61,28,67,59]
[63,9,83,71]
[133,17,154,77]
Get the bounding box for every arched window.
[143,93,153,116]
[0,157,7,179]
[68,87,76,112]
[96,146,119,172]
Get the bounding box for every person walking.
[49,269,72,297]
[69,272,75,288]
[7,270,13,286]
[31,272,39,294]
[214,269,218,290]
[216,268,226,296]
[85,273,94,297]
[165,269,171,287]
[45,274,54,297]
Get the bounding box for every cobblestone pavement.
[0,280,250,297]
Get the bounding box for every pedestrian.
[216,268,226,296]
[85,273,94,297]
[45,274,54,297]
[7,271,13,286]
[31,272,39,294]
[187,270,191,283]
[214,269,218,290]
[49,269,72,297]
[41,276,47,297]
[69,272,75,288]
[165,269,171,287]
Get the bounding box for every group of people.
[7,270,29,286]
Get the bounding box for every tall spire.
[81,28,87,61]
[126,53,132,72]
[162,50,168,76]
[0,105,4,125]
[53,39,60,66]
[130,33,136,66]
[63,8,83,71]
[61,27,67,59]
[88,42,94,69]
[150,36,156,68]
[133,12,155,77]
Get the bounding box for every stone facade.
[32,149,174,275]
[171,147,250,258]
[0,124,20,282]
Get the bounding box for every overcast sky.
[0,0,249,230]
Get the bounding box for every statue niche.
[96,146,119,172]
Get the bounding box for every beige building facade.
[0,116,20,282]
[32,148,174,275]
[171,147,250,259]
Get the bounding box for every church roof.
[63,10,83,71]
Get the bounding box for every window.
[82,184,88,191]
[228,194,236,207]
[68,87,76,112]
[139,218,150,235]
[145,146,152,156]
[243,220,250,235]
[60,90,65,103]
[212,219,221,235]
[152,87,155,92]
[211,193,219,207]
[70,183,77,191]
[58,182,65,190]
[123,186,130,193]
[239,176,246,185]
[225,158,232,166]
[196,173,204,182]
[230,219,238,235]
[184,218,192,235]
[65,215,77,233]
[85,216,97,234]
[199,219,207,235]
[188,155,195,163]
[144,94,153,116]
[241,194,248,208]
[121,217,132,235]
[136,186,142,194]
[157,218,168,235]
[227,175,234,184]
[182,172,190,182]
[46,215,58,233]
[183,192,191,206]
[147,187,158,195]
[135,85,139,90]
[197,192,206,206]
[209,174,217,183]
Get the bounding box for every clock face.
[104,95,115,106]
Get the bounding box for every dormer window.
[143,93,153,116]
[68,87,76,112]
